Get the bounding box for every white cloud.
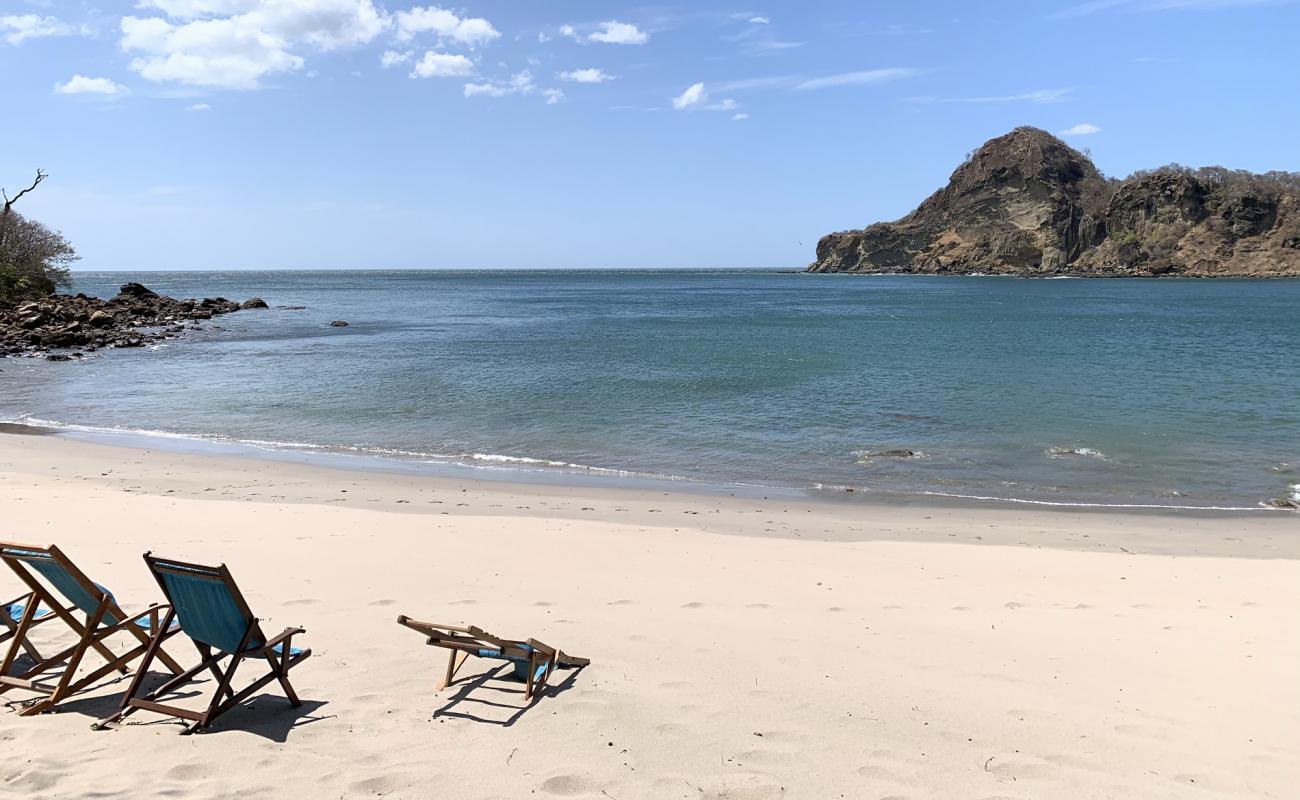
[119,0,401,90]
[672,82,706,110]
[394,6,499,46]
[543,87,565,105]
[748,16,771,24]
[588,21,648,44]
[558,24,579,41]
[464,68,534,98]
[558,67,615,83]
[910,88,1072,104]
[537,31,550,43]
[380,49,412,68]
[733,112,750,120]
[54,75,125,95]
[1060,122,1102,136]
[186,102,211,110]
[1,13,75,44]
[409,51,473,78]
[794,68,918,91]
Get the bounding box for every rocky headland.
[808,127,1300,277]
[0,282,266,360]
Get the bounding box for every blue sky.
[2,0,1298,270]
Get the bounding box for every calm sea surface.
[2,270,1297,509]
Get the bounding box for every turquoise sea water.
[2,270,1297,509]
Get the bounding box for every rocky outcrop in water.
[808,127,1300,277]
[0,283,261,359]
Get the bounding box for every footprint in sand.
[164,763,208,781]
[449,599,476,606]
[681,601,705,608]
[284,598,320,607]
[367,598,395,607]
[607,599,635,606]
[746,602,771,609]
[533,601,555,607]
[538,774,596,796]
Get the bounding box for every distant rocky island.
[808,127,1300,277]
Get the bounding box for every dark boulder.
[330,320,350,327]
[241,297,269,309]
[117,282,159,300]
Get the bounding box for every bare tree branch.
[2,169,47,214]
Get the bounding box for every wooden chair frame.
[0,542,185,716]
[397,615,589,703]
[2,590,54,666]
[95,553,311,735]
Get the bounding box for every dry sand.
[1,430,1297,799]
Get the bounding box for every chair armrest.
[119,603,170,624]
[262,627,306,650]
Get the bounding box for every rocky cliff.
[808,127,1300,277]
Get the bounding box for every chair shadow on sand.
[431,661,587,728]
[23,669,332,743]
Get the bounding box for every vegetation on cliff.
[808,127,1300,277]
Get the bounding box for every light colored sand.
[1,431,1297,799]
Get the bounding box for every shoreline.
[2,428,1295,559]
[2,418,1290,516]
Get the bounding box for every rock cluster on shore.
[0,282,265,359]
[808,127,1300,277]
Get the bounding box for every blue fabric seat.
[475,645,551,683]
[6,602,54,623]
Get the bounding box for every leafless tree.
[1,169,47,249]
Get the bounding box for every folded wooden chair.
[95,553,311,735]
[396,615,589,703]
[0,542,184,715]
[2,590,55,666]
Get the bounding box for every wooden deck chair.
[0,543,185,712]
[396,615,589,703]
[0,542,185,715]
[95,553,311,735]
[2,590,55,666]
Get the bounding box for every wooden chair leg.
[0,601,40,678]
[438,650,468,690]
[269,646,301,707]
[21,602,107,716]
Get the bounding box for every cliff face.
[808,127,1300,276]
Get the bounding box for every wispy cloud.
[795,68,919,91]
[1054,0,1291,18]
[559,68,616,84]
[672,82,707,110]
[908,88,1072,104]
[464,68,534,98]
[1060,123,1102,136]
[1,13,79,44]
[712,68,920,94]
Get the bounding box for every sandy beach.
[1,428,1296,799]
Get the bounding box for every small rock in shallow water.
[330,320,350,327]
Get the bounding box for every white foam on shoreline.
[4,414,1279,512]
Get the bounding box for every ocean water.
[2,270,1297,510]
